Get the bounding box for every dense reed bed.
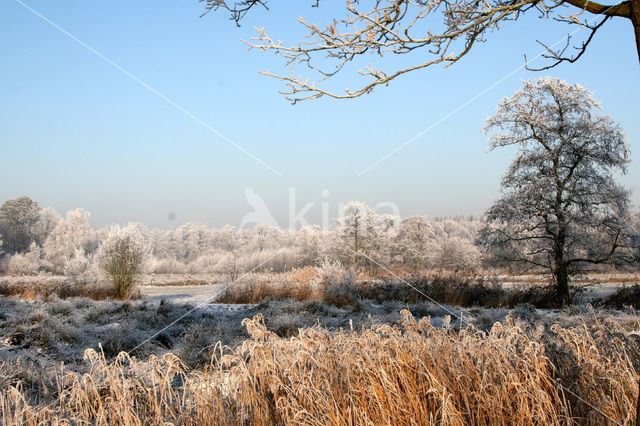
[2,310,638,425]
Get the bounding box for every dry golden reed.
[1,310,638,425]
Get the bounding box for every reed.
[2,310,638,425]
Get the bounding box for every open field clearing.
[141,284,224,304]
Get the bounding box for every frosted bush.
[314,258,344,286]
[187,254,221,274]
[215,251,245,281]
[7,254,37,275]
[6,242,42,275]
[64,248,97,287]
[321,270,360,307]
[240,248,300,273]
[97,224,151,299]
[313,258,360,307]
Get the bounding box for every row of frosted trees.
[0,197,489,279]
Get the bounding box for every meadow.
[1,266,640,425]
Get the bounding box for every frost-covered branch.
[203,0,638,103]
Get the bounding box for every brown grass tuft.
[216,273,320,304]
[0,279,122,301]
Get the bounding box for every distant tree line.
[1,196,637,280]
[0,197,488,278]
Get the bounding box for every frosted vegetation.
[0,197,637,300]
[0,199,491,284]
[1,296,640,424]
[1,78,640,423]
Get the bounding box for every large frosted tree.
[479,77,633,305]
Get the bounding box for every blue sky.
[1,0,639,228]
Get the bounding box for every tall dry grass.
[2,310,638,425]
[0,279,120,300]
[216,273,320,304]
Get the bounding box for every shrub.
[64,248,97,287]
[6,243,42,276]
[359,275,506,307]
[313,258,344,285]
[97,224,150,299]
[0,277,117,300]
[6,254,38,276]
[358,275,579,309]
[321,268,360,308]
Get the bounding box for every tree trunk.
[353,228,359,270]
[633,0,640,64]
[554,264,570,307]
[554,219,570,306]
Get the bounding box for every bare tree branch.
[200,0,269,23]
[201,0,638,102]
[526,13,611,70]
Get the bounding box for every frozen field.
[140,284,225,304]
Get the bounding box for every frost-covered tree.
[632,212,640,266]
[361,213,396,276]
[334,201,374,269]
[333,201,396,274]
[174,222,214,262]
[216,225,250,279]
[44,209,96,273]
[396,216,433,274]
[432,236,481,272]
[0,196,42,254]
[295,225,322,266]
[36,207,62,246]
[433,216,483,241]
[479,77,633,305]
[97,224,150,299]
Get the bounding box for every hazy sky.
[1,0,639,229]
